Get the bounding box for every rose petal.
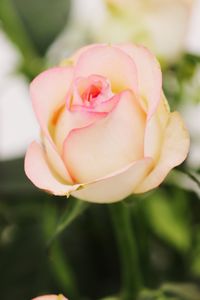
[61,44,103,66]
[72,158,153,203]
[25,141,80,195]
[70,93,119,113]
[43,136,73,183]
[116,44,162,119]
[30,67,73,139]
[63,90,145,183]
[30,67,74,183]
[144,94,170,160]
[75,45,138,94]
[135,112,190,193]
[54,108,107,153]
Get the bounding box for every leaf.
[12,0,71,55]
[139,283,200,300]
[144,190,191,252]
[161,283,200,300]
[190,225,200,277]
[0,0,71,78]
[0,0,44,78]
[99,297,119,300]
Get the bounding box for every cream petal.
[25,141,80,195]
[30,67,73,139]
[74,44,138,94]
[43,136,73,183]
[116,44,162,119]
[30,67,74,183]
[72,158,153,203]
[61,44,104,66]
[54,108,107,153]
[144,94,170,160]
[135,112,190,193]
[63,90,146,183]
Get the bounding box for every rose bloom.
[32,295,67,300]
[25,44,189,203]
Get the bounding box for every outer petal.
[72,158,153,203]
[116,44,162,119]
[63,90,145,183]
[74,45,138,94]
[135,112,190,193]
[30,67,73,139]
[25,141,80,195]
[43,136,74,183]
[30,67,74,183]
[60,44,103,66]
[144,94,170,160]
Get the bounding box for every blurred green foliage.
[1,158,200,300]
[0,0,71,78]
[163,54,200,109]
[143,190,191,252]
[139,283,200,300]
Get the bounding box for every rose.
[48,0,193,65]
[32,295,67,300]
[25,43,189,203]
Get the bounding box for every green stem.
[48,198,89,246]
[50,240,79,300]
[109,202,143,300]
[43,201,80,300]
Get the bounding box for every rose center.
[81,82,102,104]
[68,75,113,110]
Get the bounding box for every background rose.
[25,43,189,203]
[100,0,193,63]
[48,0,193,65]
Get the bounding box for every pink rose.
[25,44,189,203]
[32,295,67,300]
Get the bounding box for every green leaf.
[190,225,200,277]
[0,0,71,78]
[161,283,200,300]
[139,283,200,300]
[12,0,71,55]
[99,297,119,300]
[144,190,191,252]
[0,0,44,78]
[138,289,164,300]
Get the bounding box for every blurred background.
[1,0,200,299]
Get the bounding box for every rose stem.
[109,201,143,300]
